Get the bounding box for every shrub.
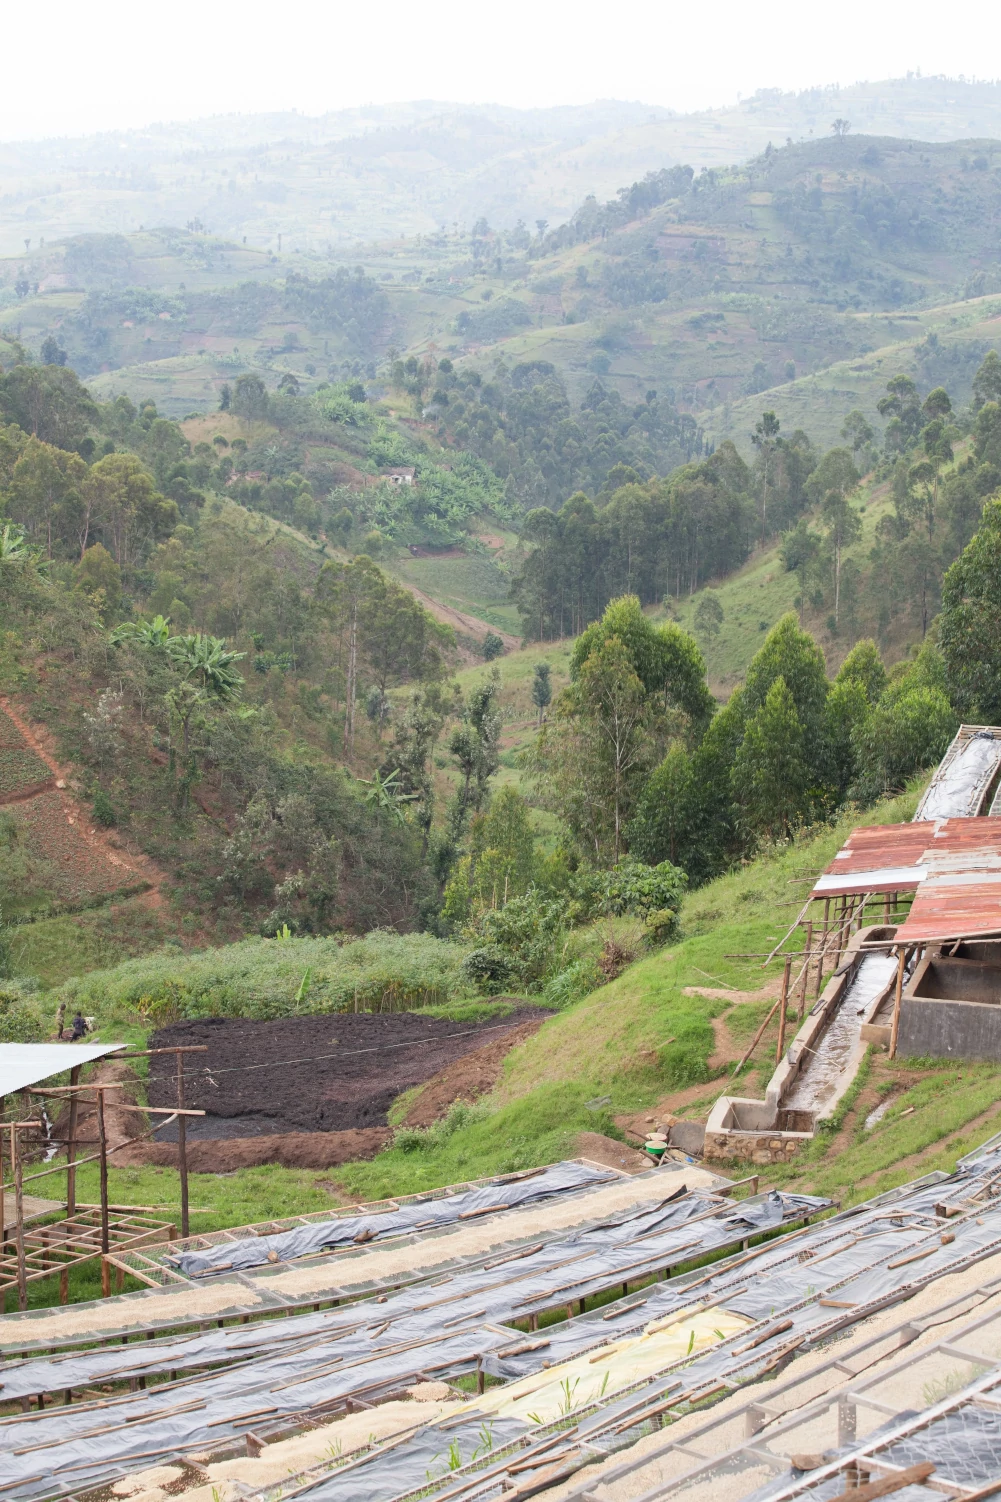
[0,987,45,1041]
[475,891,568,989]
[644,907,680,946]
[541,956,601,1009]
[602,858,687,916]
[392,1099,488,1152]
[461,946,517,995]
[53,930,474,1022]
[92,788,117,827]
[569,858,687,925]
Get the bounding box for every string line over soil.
[147,1010,550,1138]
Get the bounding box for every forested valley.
[4,103,1001,1139]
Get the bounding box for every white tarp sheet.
[0,1042,124,1096]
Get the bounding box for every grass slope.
[713,294,1001,457]
[340,775,1001,1209]
[26,771,1001,1313]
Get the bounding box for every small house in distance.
[384,467,415,486]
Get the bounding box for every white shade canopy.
[0,1043,125,1098]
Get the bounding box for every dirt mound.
[129,1127,390,1172]
[148,1009,552,1137]
[573,1132,652,1174]
[401,1016,549,1126]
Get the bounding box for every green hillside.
[30,774,1001,1263]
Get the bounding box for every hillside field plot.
[6,791,149,908]
[0,708,52,799]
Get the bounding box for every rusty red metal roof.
[814,816,1001,940]
[897,883,1001,943]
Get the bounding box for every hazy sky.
[3,0,997,139]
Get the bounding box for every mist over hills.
[2,76,1001,255]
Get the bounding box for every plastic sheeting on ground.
[0,1189,824,1404]
[470,1306,751,1426]
[0,1324,511,1498]
[169,1160,616,1278]
[287,1140,1001,1502]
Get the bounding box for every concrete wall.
[897,997,1001,1061]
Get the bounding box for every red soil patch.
[10,791,150,906]
[0,708,53,802]
[129,1128,391,1172]
[400,1016,549,1127]
[573,1131,652,1174]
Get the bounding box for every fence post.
[176,1052,189,1240]
[13,1124,27,1313]
[775,955,792,1064]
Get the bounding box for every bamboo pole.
[60,1065,77,1304]
[176,1053,189,1240]
[734,986,790,1075]
[13,1126,27,1313]
[889,945,909,1060]
[799,923,813,1021]
[61,1064,80,1308]
[97,1090,110,1298]
[814,905,829,1000]
[775,956,792,1064]
[66,1065,80,1217]
[0,1112,188,1195]
[832,897,847,969]
[762,898,813,967]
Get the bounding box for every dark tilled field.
[147,1009,549,1138]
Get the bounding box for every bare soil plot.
[400,1016,550,1126]
[148,1009,551,1138]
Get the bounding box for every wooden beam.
[775,956,792,1064]
[12,1125,27,1311]
[176,1053,189,1240]
[889,945,908,1059]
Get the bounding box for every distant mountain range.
[2,77,1001,256]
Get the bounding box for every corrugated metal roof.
[0,1043,125,1098]
[897,883,1001,943]
[814,818,1001,896]
[814,817,1001,941]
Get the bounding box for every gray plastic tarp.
[0,1190,826,1403]
[171,1160,616,1277]
[915,731,1001,820]
[291,1145,1001,1502]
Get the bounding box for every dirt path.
[0,696,164,906]
[400,585,521,651]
